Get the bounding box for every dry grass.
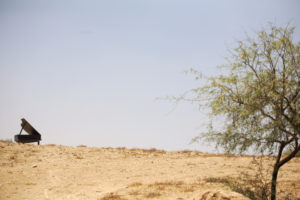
[9,155,15,160]
[0,141,299,200]
[183,185,195,193]
[277,180,299,199]
[149,181,184,188]
[116,147,126,151]
[205,177,231,185]
[128,182,143,187]
[125,180,202,199]
[72,152,83,159]
[128,190,140,196]
[99,193,126,200]
[127,147,166,154]
[141,148,166,154]
[144,192,161,198]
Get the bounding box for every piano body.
[14,118,42,145]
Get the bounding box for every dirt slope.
[0,141,299,200]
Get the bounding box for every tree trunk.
[271,164,279,200]
[270,142,299,200]
[271,143,284,200]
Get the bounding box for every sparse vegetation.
[205,176,269,200]
[150,181,184,187]
[72,152,83,159]
[205,177,231,185]
[179,150,193,154]
[1,141,299,199]
[142,148,166,154]
[183,185,195,193]
[128,182,143,187]
[144,192,161,198]
[204,156,299,200]
[176,23,300,200]
[99,193,126,200]
[126,180,203,198]
[128,190,140,196]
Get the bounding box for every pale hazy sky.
[0,0,299,152]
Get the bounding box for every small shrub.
[144,192,161,198]
[180,150,193,154]
[183,186,195,193]
[99,193,126,200]
[128,190,140,196]
[205,177,231,185]
[72,153,83,159]
[142,148,166,154]
[128,182,143,187]
[205,157,271,200]
[149,181,184,188]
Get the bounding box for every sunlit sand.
[0,140,299,200]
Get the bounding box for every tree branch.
[279,138,300,168]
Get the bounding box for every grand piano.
[14,118,42,145]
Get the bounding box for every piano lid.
[21,118,41,136]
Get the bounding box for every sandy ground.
[0,140,299,200]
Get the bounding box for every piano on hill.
[14,118,42,145]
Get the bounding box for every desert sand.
[0,140,299,200]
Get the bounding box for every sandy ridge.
[0,141,299,200]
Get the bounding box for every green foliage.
[179,23,300,200]
[188,24,300,156]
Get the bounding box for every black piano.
[14,118,42,145]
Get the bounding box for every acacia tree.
[185,25,300,200]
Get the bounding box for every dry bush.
[99,193,126,200]
[128,182,143,187]
[128,147,166,156]
[183,185,195,193]
[156,185,166,191]
[205,157,272,200]
[179,150,193,154]
[116,147,127,152]
[72,153,83,159]
[103,147,113,151]
[147,180,185,194]
[142,148,166,154]
[149,181,184,188]
[205,176,253,198]
[144,148,158,153]
[128,190,140,196]
[144,192,161,198]
[9,155,15,161]
[205,177,231,185]
[127,180,194,198]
